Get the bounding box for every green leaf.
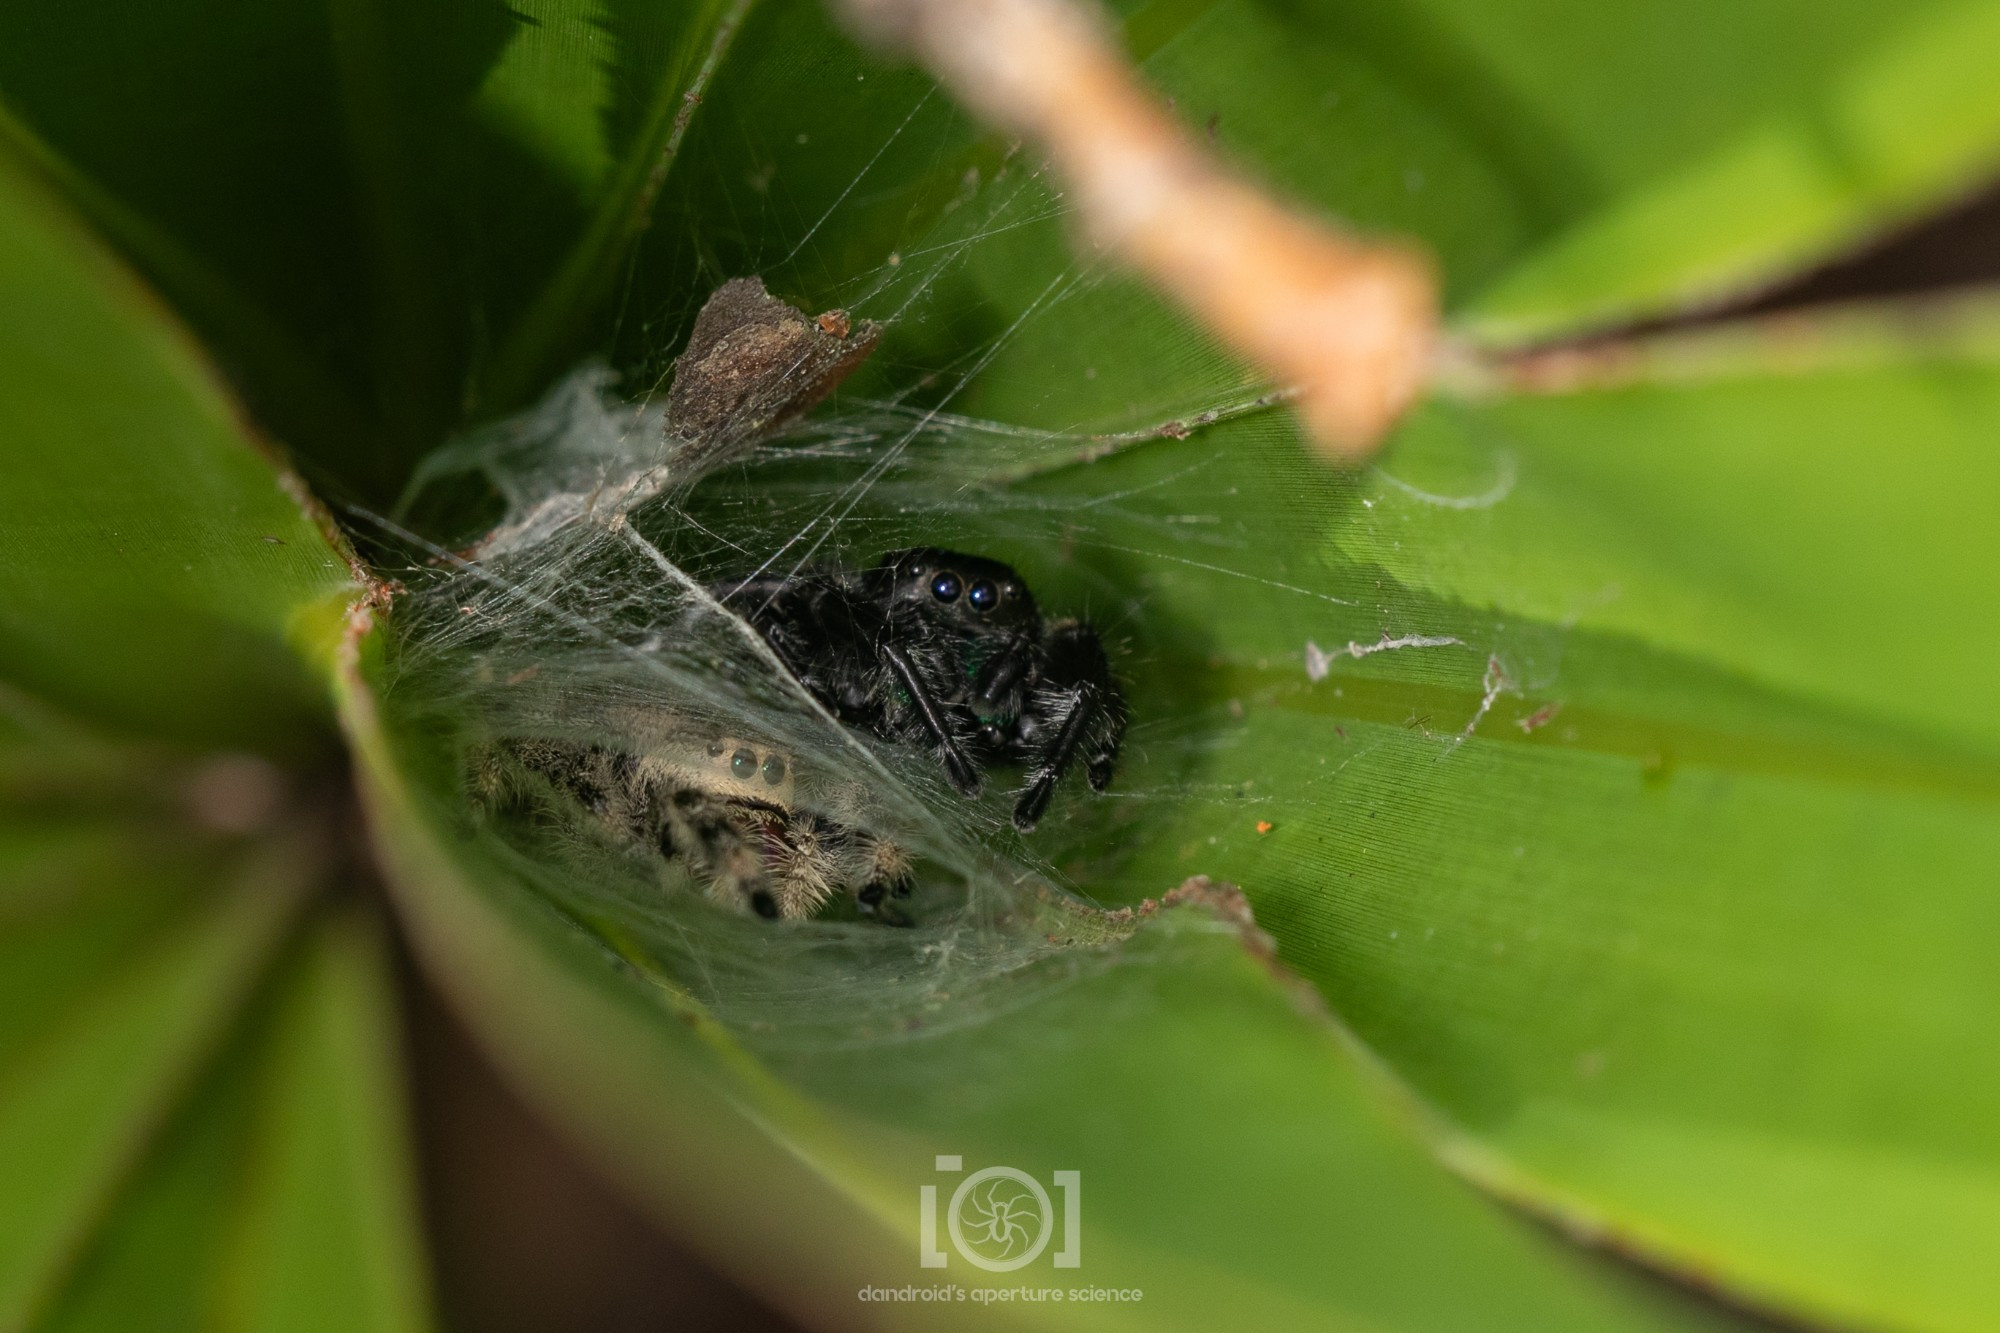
[475,0,756,412]
[340,641,1750,1332]
[0,691,428,1333]
[42,910,434,1333]
[11,1,2000,1329]
[0,99,422,1333]
[0,0,383,474]
[948,301,2000,1332]
[0,136,355,752]
[1450,0,2000,341]
[1363,299,2000,752]
[211,910,433,1333]
[316,5,2000,1329]
[0,824,306,1330]
[0,0,760,495]
[1143,0,2000,341]
[546,12,2000,1313]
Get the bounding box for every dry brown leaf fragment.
[667,277,882,446]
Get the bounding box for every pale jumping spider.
[475,716,915,922]
[717,548,1126,831]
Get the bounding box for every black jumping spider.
[717,548,1127,831]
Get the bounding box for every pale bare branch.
[836,0,1438,461]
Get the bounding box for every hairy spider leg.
[880,642,982,796]
[1012,622,1127,830]
[852,827,918,927]
[1013,687,1098,830]
[760,806,916,924]
[650,785,782,918]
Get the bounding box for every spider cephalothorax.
[716,547,1127,831]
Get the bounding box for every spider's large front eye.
[930,571,962,602]
[731,748,757,779]
[968,579,998,611]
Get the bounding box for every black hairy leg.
[1010,619,1127,831]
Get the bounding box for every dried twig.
[836,0,1437,461]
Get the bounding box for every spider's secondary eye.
[761,755,787,785]
[968,579,998,611]
[930,571,962,602]
[731,748,757,779]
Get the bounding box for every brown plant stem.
[836,0,1438,461]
